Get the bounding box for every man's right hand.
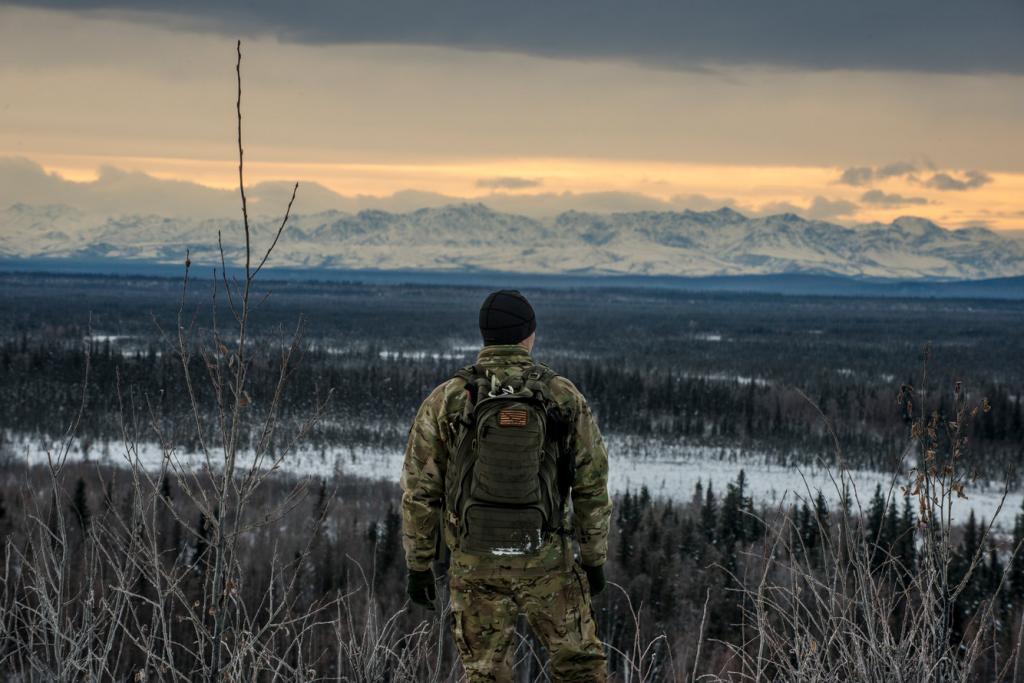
[407,569,437,610]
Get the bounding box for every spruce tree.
[193,512,210,572]
[786,504,800,560]
[806,492,831,565]
[797,502,817,554]
[839,484,852,518]
[372,505,402,584]
[320,536,338,595]
[813,492,830,544]
[986,538,1004,600]
[734,469,753,542]
[647,511,661,546]
[1009,499,1024,605]
[717,475,747,569]
[617,490,635,566]
[314,477,329,521]
[866,485,885,567]
[743,495,761,543]
[102,479,115,514]
[156,474,180,557]
[744,381,756,437]
[718,481,742,544]
[956,511,982,617]
[736,469,748,498]
[866,485,885,541]
[897,495,917,577]
[962,511,980,564]
[883,500,900,556]
[701,482,717,545]
[638,545,651,577]
[159,475,173,502]
[679,517,696,559]
[70,477,91,534]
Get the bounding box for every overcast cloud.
[837,162,920,187]
[876,162,919,179]
[837,167,875,187]
[5,0,1023,74]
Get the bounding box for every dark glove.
[407,569,437,610]
[582,563,606,596]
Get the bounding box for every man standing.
[401,289,612,682]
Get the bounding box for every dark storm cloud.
[860,189,928,206]
[924,170,992,191]
[876,162,918,179]
[837,167,875,186]
[475,177,543,190]
[837,162,918,186]
[7,0,1024,73]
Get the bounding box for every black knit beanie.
[479,290,536,346]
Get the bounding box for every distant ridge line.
[1,258,1022,300]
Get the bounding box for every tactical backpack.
[446,364,574,557]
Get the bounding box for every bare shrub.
[0,42,458,682]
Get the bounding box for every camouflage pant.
[449,562,607,683]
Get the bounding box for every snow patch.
[6,433,1017,530]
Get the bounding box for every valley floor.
[8,431,1017,529]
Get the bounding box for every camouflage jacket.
[400,344,612,574]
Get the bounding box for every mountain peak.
[771,212,805,223]
[710,207,747,222]
[892,216,941,235]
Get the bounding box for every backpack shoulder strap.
[523,363,577,501]
[450,364,493,430]
[523,363,560,406]
[452,366,475,387]
[453,364,483,402]
[524,362,556,381]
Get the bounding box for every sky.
[1,2,1023,229]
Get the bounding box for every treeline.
[2,335,1023,480]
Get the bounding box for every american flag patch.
[498,408,529,427]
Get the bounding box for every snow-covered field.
[6,432,1019,530]
[603,436,1020,528]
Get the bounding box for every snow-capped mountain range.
[2,202,1023,281]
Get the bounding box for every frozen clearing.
[7,433,1019,530]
